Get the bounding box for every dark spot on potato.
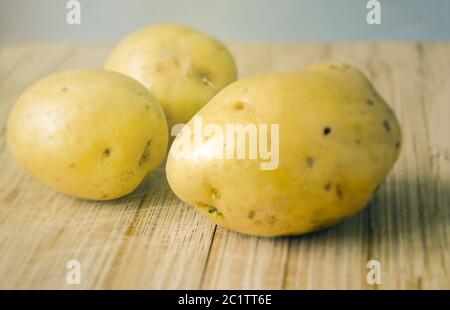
[102,194,108,199]
[383,120,391,132]
[324,183,332,191]
[102,148,111,157]
[197,203,223,218]
[395,141,401,149]
[211,188,221,199]
[145,105,150,110]
[139,140,151,166]
[355,139,361,145]
[268,216,277,225]
[306,156,314,168]
[336,184,344,200]
[366,99,374,106]
[207,205,222,217]
[61,87,68,92]
[233,101,246,110]
[323,127,332,136]
[69,162,75,168]
[248,210,255,219]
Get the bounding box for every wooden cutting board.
[0,42,449,289]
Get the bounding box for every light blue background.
[0,0,449,45]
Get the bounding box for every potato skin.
[105,24,238,131]
[7,69,168,200]
[166,63,402,237]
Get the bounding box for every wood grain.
[0,43,448,289]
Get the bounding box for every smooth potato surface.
[105,24,238,131]
[166,63,402,237]
[7,69,168,200]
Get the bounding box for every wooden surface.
[0,43,449,289]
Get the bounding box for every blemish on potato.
[324,183,332,191]
[355,139,361,145]
[366,99,374,106]
[211,188,221,199]
[69,162,76,168]
[323,127,332,136]
[233,101,246,110]
[306,156,315,168]
[268,215,277,225]
[139,139,151,166]
[383,120,391,132]
[61,87,68,92]
[248,210,255,219]
[102,148,111,158]
[395,141,401,148]
[208,206,222,217]
[336,184,344,200]
[198,203,223,218]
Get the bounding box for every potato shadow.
[87,164,175,209]
[95,168,449,251]
[285,175,450,251]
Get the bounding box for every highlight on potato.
[166,62,402,237]
[105,24,238,134]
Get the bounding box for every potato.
[7,69,168,200]
[105,24,238,132]
[166,63,402,237]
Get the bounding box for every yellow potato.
[166,63,402,237]
[7,69,168,200]
[105,24,238,132]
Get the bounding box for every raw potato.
[105,24,238,132]
[166,63,402,237]
[7,69,168,200]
